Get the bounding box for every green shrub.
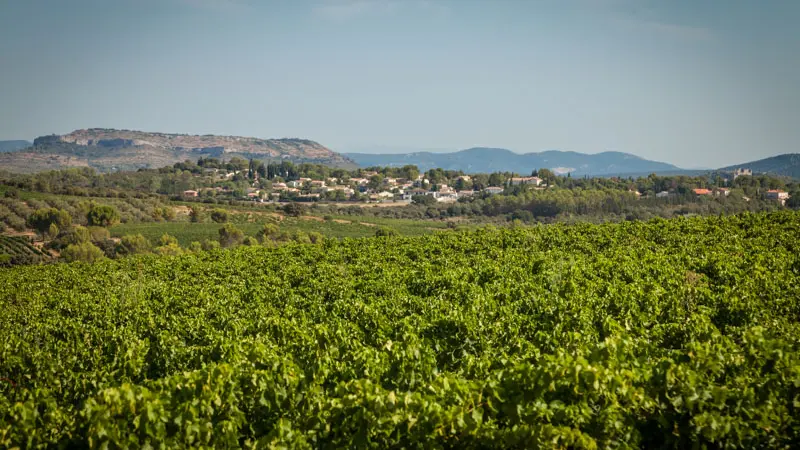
[117,234,152,256]
[307,231,324,244]
[210,209,228,223]
[218,224,244,248]
[51,225,91,249]
[189,207,205,223]
[375,227,397,237]
[88,226,111,242]
[282,202,306,217]
[291,230,311,244]
[154,244,184,256]
[87,205,120,227]
[48,223,60,239]
[201,239,220,251]
[61,242,104,263]
[411,194,436,206]
[257,223,279,243]
[161,207,176,221]
[27,208,72,233]
[158,234,178,247]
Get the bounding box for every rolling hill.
[345,147,681,176]
[0,140,31,153]
[719,153,800,179]
[0,129,355,173]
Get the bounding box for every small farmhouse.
[766,190,790,205]
[509,176,543,186]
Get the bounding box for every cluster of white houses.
[400,176,547,202]
[182,173,549,203]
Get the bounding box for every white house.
[438,185,455,194]
[766,190,790,205]
[324,185,355,195]
[402,188,428,201]
[484,187,504,195]
[766,189,789,200]
[715,188,731,197]
[436,193,458,203]
[509,176,543,186]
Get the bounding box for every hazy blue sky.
[1,0,798,168]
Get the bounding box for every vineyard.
[0,235,51,266]
[1,211,799,448]
[109,216,448,247]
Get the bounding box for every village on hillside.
[181,164,550,205]
[174,160,793,207]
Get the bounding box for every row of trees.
[4,161,797,202]
[27,204,119,236]
[107,223,326,261]
[58,221,399,265]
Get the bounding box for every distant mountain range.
[344,146,457,154]
[345,147,681,176]
[0,129,355,173]
[719,154,800,179]
[0,140,31,153]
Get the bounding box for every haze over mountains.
[346,148,682,177]
[0,140,31,153]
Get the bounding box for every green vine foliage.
[1,211,799,448]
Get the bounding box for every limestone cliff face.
[14,129,355,172]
